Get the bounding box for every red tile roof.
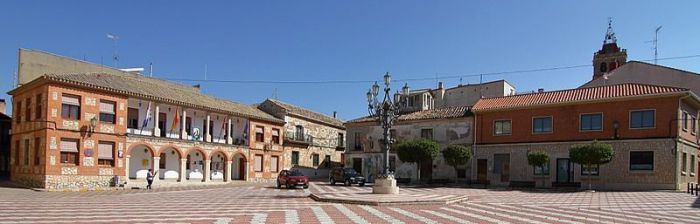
[346,106,472,124]
[472,83,688,112]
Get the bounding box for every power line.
[163,54,700,85]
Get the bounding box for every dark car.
[277,170,309,189]
[329,167,365,186]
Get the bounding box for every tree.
[442,144,472,183]
[527,151,549,188]
[395,138,440,183]
[569,141,614,191]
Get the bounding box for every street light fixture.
[366,72,409,194]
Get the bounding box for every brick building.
[8,72,287,190]
[471,83,700,190]
[257,99,345,179]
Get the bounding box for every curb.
[309,193,468,206]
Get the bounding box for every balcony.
[336,139,345,151]
[284,131,313,146]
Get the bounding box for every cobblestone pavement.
[0,181,698,224]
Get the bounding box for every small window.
[254,154,263,172]
[127,108,139,129]
[599,62,608,73]
[533,117,552,133]
[98,142,115,166]
[61,94,81,120]
[630,151,654,170]
[682,152,688,174]
[337,133,344,147]
[270,156,279,172]
[534,162,549,175]
[60,139,80,165]
[312,154,319,167]
[99,100,116,124]
[23,139,30,165]
[34,138,41,165]
[271,128,280,144]
[691,155,696,174]
[255,126,264,142]
[35,94,42,120]
[354,132,362,150]
[692,116,697,135]
[15,101,21,124]
[25,98,31,122]
[421,128,433,140]
[494,120,512,135]
[291,151,299,166]
[682,112,689,131]
[581,164,600,176]
[580,113,603,131]
[630,110,655,129]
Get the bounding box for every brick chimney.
[332,111,337,119]
[0,99,5,115]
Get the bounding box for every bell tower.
[592,18,627,80]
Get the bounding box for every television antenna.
[645,26,662,64]
[106,33,120,67]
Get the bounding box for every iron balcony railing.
[285,131,313,144]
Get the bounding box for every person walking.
[146,169,157,190]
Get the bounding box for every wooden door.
[238,158,246,180]
[477,159,487,183]
[420,160,433,182]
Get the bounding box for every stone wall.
[283,115,344,179]
[45,175,126,191]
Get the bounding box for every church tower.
[592,18,627,80]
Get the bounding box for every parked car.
[277,169,309,189]
[329,167,365,186]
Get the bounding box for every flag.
[242,122,249,143]
[219,116,229,140]
[140,102,153,132]
[170,107,180,134]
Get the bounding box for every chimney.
[537,88,544,93]
[193,84,201,89]
[438,81,444,89]
[0,99,5,115]
[332,111,337,118]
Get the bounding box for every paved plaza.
[0,181,698,224]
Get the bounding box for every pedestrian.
[146,169,157,190]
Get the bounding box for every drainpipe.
[472,112,478,182]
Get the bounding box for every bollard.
[689,183,692,194]
[692,183,696,195]
[696,184,699,196]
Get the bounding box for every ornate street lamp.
[366,72,409,194]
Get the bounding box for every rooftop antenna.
[106,33,120,67]
[272,88,278,99]
[149,62,153,77]
[653,26,662,64]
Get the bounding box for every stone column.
[226,118,233,144]
[179,158,187,182]
[181,110,187,140]
[206,115,212,142]
[204,159,211,182]
[125,155,131,180]
[153,105,160,137]
[152,156,160,182]
[225,160,233,182]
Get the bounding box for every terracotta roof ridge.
[482,83,686,101]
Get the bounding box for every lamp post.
[366,72,409,194]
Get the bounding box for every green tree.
[395,138,440,183]
[527,151,549,188]
[569,141,614,191]
[442,144,472,183]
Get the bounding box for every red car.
[277,170,309,189]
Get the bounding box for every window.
[682,152,688,174]
[61,94,81,120]
[60,139,79,165]
[255,126,264,142]
[421,128,433,140]
[127,108,139,129]
[534,162,549,175]
[15,101,21,124]
[25,98,31,121]
[691,155,696,174]
[630,151,654,170]
[34,138,41,165]
[272,128,280,144]
[494,120,512,135]
[270,156,279,172]
[158,152,166,169]
[35,94,42,120]
[682,112,689,131]
[254,154,263,172]
[580,113,603,131]
[291,151,299,166]
[295,125,304,140]
[581,164,599,176]
[325,155,331,168]
[630,110,655,129]
[692,116,697,135]
[98,142,115,166]
[158,113,167,137]
[354,132,362,150]
[533,117,552,133]
[99,100,116,124]
[313,154,319,167]
[185,117,192,134]
[337,133,344,147]
[23,139,29,165]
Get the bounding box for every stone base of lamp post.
[372,175,399,194]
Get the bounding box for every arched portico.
[210,151,226,181]
[158,147,182,180]
[128,144,155,179]
[186,148,206,181]
[231,153,248,181]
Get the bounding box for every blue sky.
[1,1,699,120]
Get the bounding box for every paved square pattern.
[0,181,698,223]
